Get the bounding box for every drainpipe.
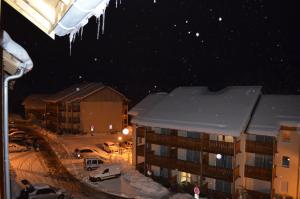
[3,69,25,199]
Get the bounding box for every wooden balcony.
[146,132,201,151]
[136,128,146,137]
[203,165,233,182]
[203,140,234,155]
[147,154,201,175]
[244,165,272,181]
[208,189,232,199]
[246,140,276,155]
[246,189,271,199]
[136,145,145,156]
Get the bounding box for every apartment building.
[129,87,300,199]
[22,94,48,121]
[43,82,128,134]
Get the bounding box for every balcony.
[246,140,276,155]
[208,189,232,199]
[244,165,272,181]
[147,154,201,175]
[146,132,201,151]
[136,145,145,156]
[203,140,234,155]
[136,128,146,137]
[203,165,233,182]
[246,189,271,199]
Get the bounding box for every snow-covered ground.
[33,126,171,199]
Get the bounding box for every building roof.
[22,94,48,108]
[44,82,127,104]
[129,92,168,116]
[247,95,300,137]
[132,86,262,137]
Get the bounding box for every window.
[103,169,109,174]
[92,160,98,164]
[282,156,290,168]
[80,149,93,153]
[180,172,191,183]
[36,188,55,195]
[281,132,291,142]
[216,180,231,193]
[187,150,200,163]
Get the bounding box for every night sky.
[2,0,300,111]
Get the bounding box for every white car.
[102,142,119,153]
[89,164,121,182]
[9,131,26,141]
[21,183,67,199]
[74,147,102,159]
[9,143,28,153]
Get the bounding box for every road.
[10,126,127,199]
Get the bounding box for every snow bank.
[169,193,193,199]
[123,169,169,197]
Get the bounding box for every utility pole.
[0,0,6,198]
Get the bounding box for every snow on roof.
[44,82,128,104]
[43,82,93,103]
[247,95,300,137]
[23,94,48,107]
[129,92,168,116]
[132,86,262,137]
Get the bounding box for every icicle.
[120,0,122,5]
[115,0,118,8]
[102,10,106,34]
[154,0,156,3]
[80,26,84,40]
[97,16,101,39]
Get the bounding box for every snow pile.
[169,193,193,199]
[123,169,169,197]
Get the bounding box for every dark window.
[216,155,232,169]
[254,154,273,169]
[87,160,92,164]
[187,150,200,163]
[282,156,290,168]
[36,188,55,195]
[216,180,231,193]
[92,160,98,164]
[103,169,109,174]
[80,149,93,153]
[187,131,200,139]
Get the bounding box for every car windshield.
[80,149,93,153]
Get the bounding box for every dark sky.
[2,0,300,109]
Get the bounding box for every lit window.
[180,172,191,183]
[282,156,290,168]
[281,132,291,142]
[109,124,113,130]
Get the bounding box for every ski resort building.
[130,86,300,199]
[43,82,128,134]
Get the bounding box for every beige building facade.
[130,87,300,199]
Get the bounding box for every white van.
[89,164,121,182]
[84,157,104,171]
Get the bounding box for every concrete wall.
[274,129,300,198]
[80,87,127,134]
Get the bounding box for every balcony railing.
[136,145,145,156]
[136,128,146,137]
[244,165,272,181]
[208,189,232,199]
[246,140,276,155]
[203,165,233,182]
[246,189,271,199]
[203,140,234,155]
[146,132,201,151]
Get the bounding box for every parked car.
[74,147,101,159]
[84,157,104,171]
[22,183,67,199]
[9,143,28,153]
[89,164,121,182]
[120,141,133,149]
[102,142,119,153]
[9,131,26,141]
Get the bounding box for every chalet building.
[129,86,300,199]
[22,94,48,121]
[43,82,128,134]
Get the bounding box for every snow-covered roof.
[132,86,262,137]
[247,95,300,137]
[22,94,48,108]
[44,82,127,104]
[129,92,168,116]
